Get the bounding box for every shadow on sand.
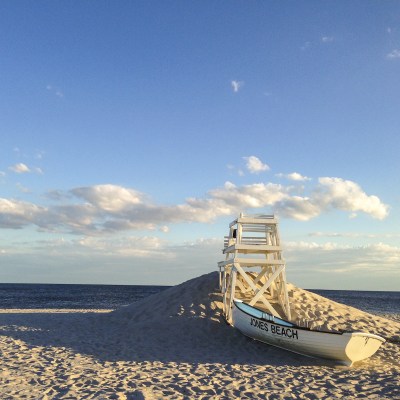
[0,299,335,368]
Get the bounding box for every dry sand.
[0,271,399,399]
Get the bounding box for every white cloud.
[228,156,269,176]
[0,198,47,229]
[285,240,400,275]
[387,49,400,59]
[8,163,43,175]
[76,235,171,258]
[286,241,345,251]
[276,172,311,181]
[8,163,31,174]
[1,236,222,284]
[0,178,389,234]
[275,196,321,221]
[243,156,270,174]
[231,80,244,93]
[3,232,398,287]
[71,184,144,212]
[314,177,389,220]
[268,177,389,221]
[285,239,400,289]
[309,231,368,239]
[309,231,400,239]
[207,181,289,210]
[321,36,334,43]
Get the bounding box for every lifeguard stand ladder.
[218,214,291,324]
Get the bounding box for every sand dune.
[0,272,399,399]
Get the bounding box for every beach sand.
[0,272,399,399]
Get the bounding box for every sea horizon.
[0,282,398,317]
[0,281,398,292]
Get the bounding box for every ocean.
[0,283,398,316]
[0,283,169,310]
[308,289,400,316]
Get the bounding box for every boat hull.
[232,300,385,366]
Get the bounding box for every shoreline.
[0,272,399,399]
[0,308,113,314]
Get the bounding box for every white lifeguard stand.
[218,213,291,324]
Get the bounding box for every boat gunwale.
[233,299,349,337]
[233,300,386,342]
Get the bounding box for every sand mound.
[287,283,400,342]
[112,270,222,322]
[106,271,399,365]
[111,271,399,340]
[106,272,248,364]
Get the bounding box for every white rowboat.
[233,299,386,366]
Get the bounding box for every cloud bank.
[2,234,397,286]
[285,241,400,275]
[0,176,389,235]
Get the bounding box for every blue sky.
[1,1,399,289]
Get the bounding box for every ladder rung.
[219,258,285,267]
